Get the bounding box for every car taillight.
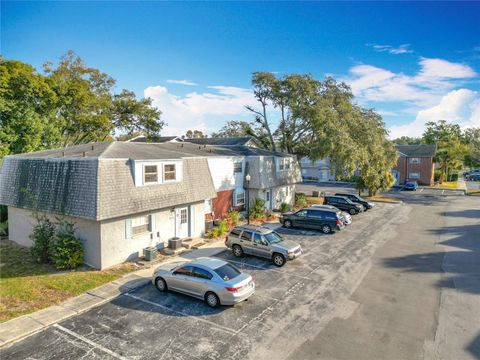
[336,219,341,225]
[225,285,243,292]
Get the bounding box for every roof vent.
[91,145,94,150]
[62,151,65,157]
[181,143,184,147]
[83,151,86,157]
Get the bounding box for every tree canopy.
[0,52,164,157]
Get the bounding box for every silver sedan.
[152,257,255,307]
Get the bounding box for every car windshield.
[214,264,241,281]
[264,232,283,244]
[342,197,355,204]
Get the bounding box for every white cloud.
[144,85,256,135]
[166,79,198,86]
[346,58,477,107]
[388,89,480,138]
[368,43,413,55]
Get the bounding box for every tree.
[211,120,271,148]
[183,129,207,139]
[392,136,422,145]
[423,120,467,183]
[462,127,480,168]
[0,59,58,157]
[1,52,164,157]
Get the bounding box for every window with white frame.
[278,158,291,171]
[163,164,176,181]
[144,165,158,184]
[125,215,151,238]
[233,161,242,173]
[409,158,421,164]
[204,199,212,213]
[234,191,245,206]
[409,172,420,179]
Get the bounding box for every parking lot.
[2,199,412,360]
[2,183,479,360]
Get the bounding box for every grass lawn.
[433,181,458,189]
[363,195,402,203]
[0,238,137,323]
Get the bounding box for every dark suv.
[334,193,375,211]
[323,196,364,215]
[279,208,345,234]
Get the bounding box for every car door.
[335,198,349,211]
[239,230,255,254]
[252,233,271,259]
[169,265,195,292]
[307,209,326,229]
[293,210,309,228]
[189,267,214,297]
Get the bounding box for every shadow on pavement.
[467,332,480,359]
[383,223,480,295]
[444,209,480,219]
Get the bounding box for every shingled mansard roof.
[395,144,437,157]
[0,141,295,221]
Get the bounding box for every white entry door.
[264,190,272,210]
[175,207,189,238]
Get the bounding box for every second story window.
[164,164,176,181]
[144,165,158,184]
[233,161,242,173]
[278,158,291,171]
[409,158,421,164]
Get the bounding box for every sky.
[2,1,479,138]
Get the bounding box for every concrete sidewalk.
[0,240,227,348]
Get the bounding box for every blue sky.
[2,1,479,137]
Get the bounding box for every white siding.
[206,157,244,191]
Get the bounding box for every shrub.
[49,220,84,269]
[434,169,442,182]
[0,220,7,237]
[250,198,265,219]
[295,193,307,208]
[264,209,275,220]
[207,219,229,238]
[280,202,290,213]
[30,217,55,263]
[207,228,220,238]
[448,172,459,182]
[228,210,240,226]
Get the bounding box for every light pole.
[245,173,251,224]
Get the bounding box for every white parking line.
[223,259,312,280]
[53,324,129,360]
[124,293,239,335]
[418,188,424,193]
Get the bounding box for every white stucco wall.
[99,201,205,269]
[206,157,244,191]
[248,184,295,211]
[7,207,102,268]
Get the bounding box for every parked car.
[309,204,352,225]
[323,196,364,215]
[334,193,375,211]
[152,257,254,307]
[467,174,480,181]
[225,225,302,267]
[280,207,345,234]
[403,181,418,191]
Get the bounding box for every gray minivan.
[225,225,302,267]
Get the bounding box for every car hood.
[273,239,301,251]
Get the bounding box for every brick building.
[392,144,437,186]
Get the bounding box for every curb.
[0,241,227,349]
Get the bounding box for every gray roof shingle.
[395,144,437,157]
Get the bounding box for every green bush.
[280,202,290,213]
[448,173,459,181]
[295,193,307,208]
[434,169,442,182]
[0,220,8,237]
[250,198,265,219]
[207,219,229,238]
[228,210,240,226]
[49,220,84,269]
[30,217,55,263]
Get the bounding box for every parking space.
[2,201,410,360]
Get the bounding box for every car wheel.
[205,292,220,308]
[349,208,357,215]
[284,220,292,228]
[321,225,331,234]
[155,277,167,292]
[272,253,286,267]
[232,244,244,257]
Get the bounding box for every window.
[265,191,270,202]
[164,164,176,181]
[307,210,323,218]
[264,232,283,244]
[253,233,266,245]
[234,192,245,206]
[126,215,151,238]
[214,264,241,281]
[409,172,420,179]
[296,210,307,217]
[278,158,291,171]
[233,161,242,173]
[193,267,213,280]
[285,186,289,196]
[230,228,242,236]
[180,208,188,224]
[174,265,194,276]
[240,231,252,241]
[144,165,158,184]
[409,158,421,164]
[204,199,212,213]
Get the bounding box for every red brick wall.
[211,190,244,220]
[393,156,434,185]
